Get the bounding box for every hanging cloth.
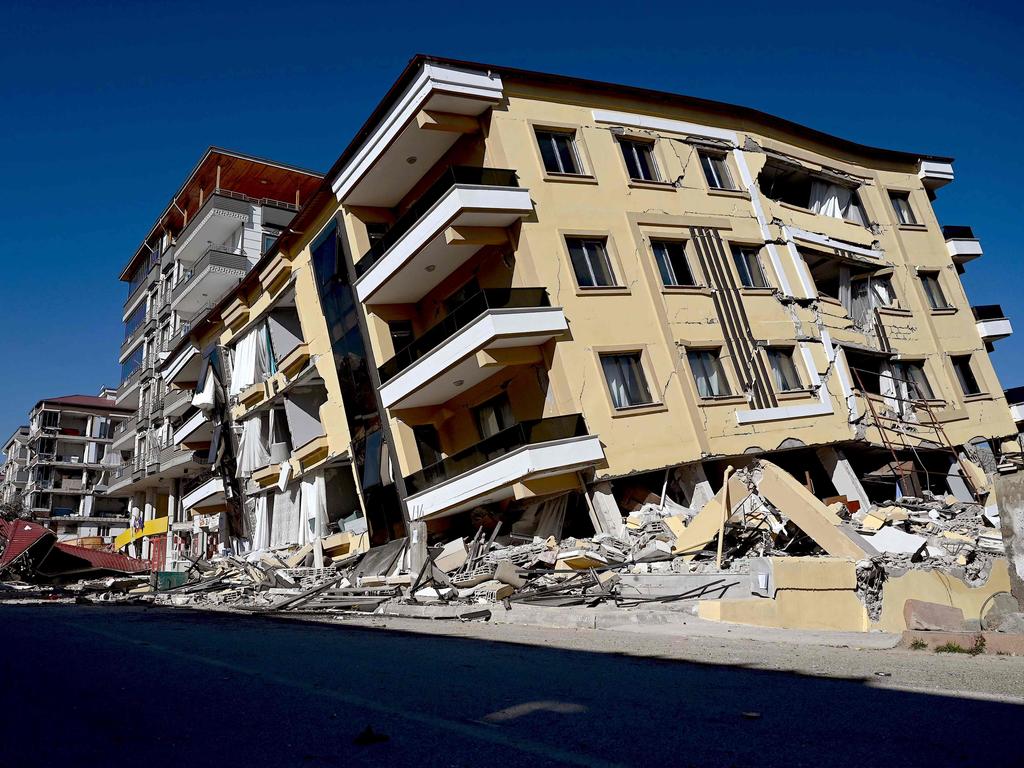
[236,414,271,477]
[251,494,271,551]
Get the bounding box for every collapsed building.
[114,56,1023,632]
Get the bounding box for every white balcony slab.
[919,160,954,189]
[406,434,604,520]
[380,307,568,410]
[163,345,200,387]
[173,409,212,447]
[1010,403,1024,424]
[947,238,983,263]
[181,476,225,512]
[333,63,503,207]
[977,317,1012,341]
[355,184,533,304]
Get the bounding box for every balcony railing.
[405,414,588,495]
[972,304,1006,322]
[172,247,249,303]
[355,166,519,277]
[378,288,551,384]
[942,225,976,240]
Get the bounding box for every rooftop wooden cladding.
[121,149,323,280]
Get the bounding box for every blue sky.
[0,0,1020,440]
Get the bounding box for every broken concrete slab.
[903,599,966,631]
[864,527,927,556]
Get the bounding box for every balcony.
[173,409,213,448]
[378,291,567,410]
[115,365,143,409]
[404,415,604,520]
[173,191,252,264]
[1006,386,1024,424]
[181,471,226,514]
[973,304,1012,342]
[943,225,983,264]
[170,247,249,318]
[919,159,954,190]
[163,387,192,419]
[159,443,209,474]
[353,167,533,304]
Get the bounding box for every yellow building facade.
[166,56,1017,553]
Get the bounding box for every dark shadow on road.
[0,604,1020,768]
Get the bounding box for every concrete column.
[144,487,157,522]
[587,481,625,538]
[673,463,715,512]
[816,447,870,509]
[993,472,1024,611]
[408,520,428,576]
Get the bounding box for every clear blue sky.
[1,0,1020,440]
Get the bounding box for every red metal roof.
[0,519,53,572]
[36,394,132,412]
[52,543,150,574]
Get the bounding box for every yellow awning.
[114,516,169,551]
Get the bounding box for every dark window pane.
[652,240,695,287]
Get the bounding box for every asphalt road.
[1,605,1021,768]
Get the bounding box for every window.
[951,355,982,396]
[262,230,281,255]
[412,425,443,468]
[919,272,949,310]
[698,150,736,190]
[889,192,918,226]
[388,320,413,353]
[601,353,654,409]
[474,394,515,440]
[619,139,660,182]
[732,246,769,288]
[536,129,583,175]
[687,349,732,398]
[892,361,935,400]
[766,348,802,392]
[758,162,867,225]
[651,240,696,287]
[567,238,617,288]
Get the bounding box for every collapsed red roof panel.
[0,519,51,572]
[52,543,150,574]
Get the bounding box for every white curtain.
[809,180,848,220]
[251,494,271,551]
[192,367,216,410]
[255,323,271,382]
[230,330,257,397]
[300,472,327,545]
[236,414,271,477]
[270,484,300,549]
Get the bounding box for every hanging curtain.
[270,484,300,548]
[809,180,851,220]
[251,494,271,551]
[230,329,259,397]
[236,414,271,477]
[192,366,216,410]
[300,472,327,544]
[849,278,873,329]
[254,322,271,383]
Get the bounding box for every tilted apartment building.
[158,56,1017,564]
[1,426,31,505]
[107,148,322,565]
[19,392,132,544]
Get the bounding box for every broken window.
[891,360,935,400]
[687,349,732,398]
[803,249,896,328]
[601,352,654,408]
[758,161,867,225]
[651,239,696,287]
[889,192,918,225]
[698,149,736,190]
[618,139,660,182]
[919,271,949,310]
[844,349,886,394]
[766,347,802,392]
[536,129,583,175]
[567,237,617,288]
[951,355,982,396]
[731,246,769,288]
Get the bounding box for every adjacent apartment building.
[1,426,31,505]
[16,392,132,543]
[106,148,322,566]
[156,56,1018,564]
